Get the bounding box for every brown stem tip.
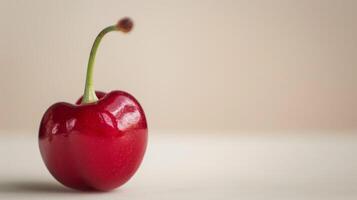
[117,17,134,33]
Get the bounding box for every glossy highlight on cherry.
[39,18,148,191]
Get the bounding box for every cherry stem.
[81,18,133,104]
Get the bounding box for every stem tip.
[117,17,134,33]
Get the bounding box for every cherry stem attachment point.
[81,17,133,104]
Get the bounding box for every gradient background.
[0,0,356,132]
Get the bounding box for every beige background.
[0,0,356,131]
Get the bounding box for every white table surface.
[0,130,357,200]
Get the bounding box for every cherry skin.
[39,91,147,191]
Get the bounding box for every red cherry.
[38,18,147,191]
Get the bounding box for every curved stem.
[81,18,133,104]
[81,25,117,104]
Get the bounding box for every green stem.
[81,25,117,104]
